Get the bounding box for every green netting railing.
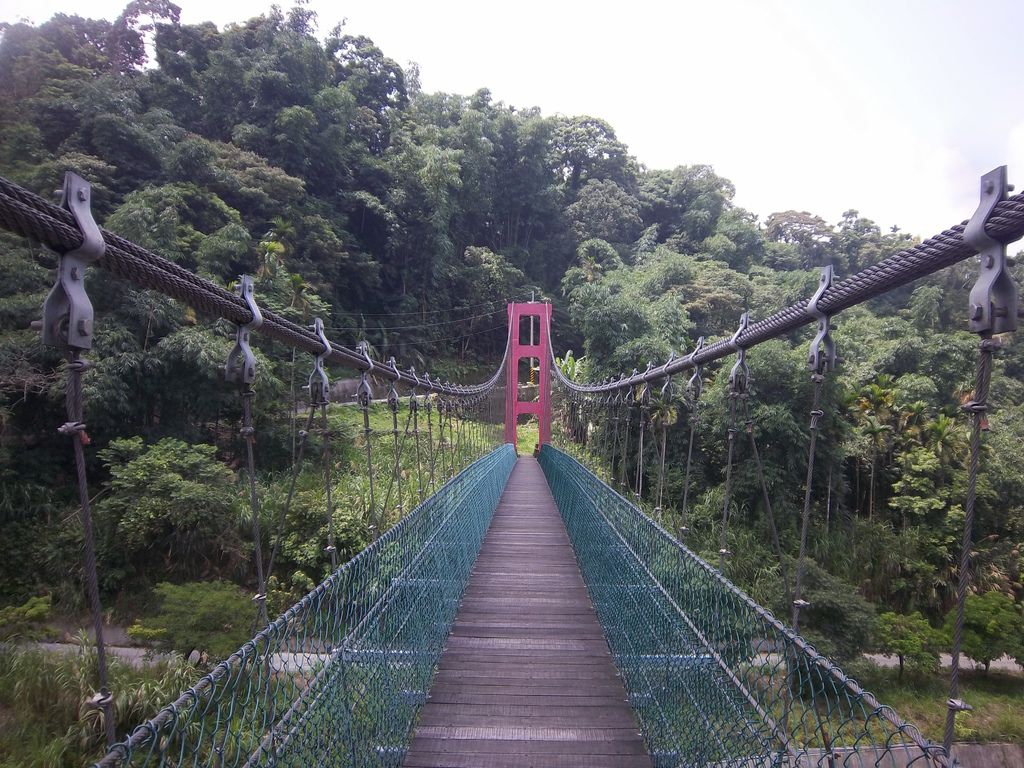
[95,444,516,768]
[539,445,948,768]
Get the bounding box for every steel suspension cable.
[679,350,705,539]
[944,335,995,753]
[410,385,425,506]
[62,351,116,747]
[239,386,270,626]
[356,345,379,539]
[792,373,826,632]
[540,198,1024,396]
[266,403,317,581]
[653,374,673,515]
[0,175,510,398]
[740,395,791,598]
[425,393,438,495]
[719,391,739,572]
[321,402,337,570]
[792,266,838,631]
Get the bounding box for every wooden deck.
[403,456,651,768]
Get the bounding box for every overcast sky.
[4,0,1023,238]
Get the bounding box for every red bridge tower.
[505,302,552,449]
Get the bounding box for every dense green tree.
[127,580,252,659]
[95,438,245,585]
[943,591,1024,673]
[874,611,941,678]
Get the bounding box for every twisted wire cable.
[943,337,995,754]
[544,194,1024,393]
[0,175,509,398]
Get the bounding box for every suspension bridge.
[1,165,1022,768]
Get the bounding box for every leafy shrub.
[128,581,253,661]
[943,591,1024,673]
[0,595,52,641]
[873,611,941,678]
[96,438,245,585]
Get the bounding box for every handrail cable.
[548,194,1024,393]
[0,175,510,398]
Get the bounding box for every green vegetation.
[127,581,252,660]
[849,664,1024,744]
[0,640,198,768]
[943,592,1024,674]
[0,2,1022,761]
[515,417,540,456]
[0,596,53,641]
[873,611,942,678]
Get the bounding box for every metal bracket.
[86,689,112,709]
[225,275,262,386]
[41,173,105,351]
[386,356,400,411]
[640,363,654,407]
[947,698,973,713]
[686,336,705,400]
[966,166,1017,335]
[409,367,421,411]
[728,314,750,394]
[357,341,374,407]
[308,317,331,405]
[660,356,675,402]
[423,373,434,411]
[807,266,838,374]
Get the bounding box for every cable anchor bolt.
[967,166,1017,335]
[225,275,262,386]
[41,172,105,352]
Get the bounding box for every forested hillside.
[1,3,1023,744]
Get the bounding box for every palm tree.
[861,415,893,520]
[927,413,966,484]
[898,400,929,447]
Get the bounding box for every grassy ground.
[0,641,198,768]
[515,417,540,456]
[855,664,1024,744]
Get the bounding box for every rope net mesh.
[94,445,516,768]
[538,445,945,768]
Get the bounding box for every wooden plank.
[402,457,651,768]
[404,753,651,768]
[408,738,648,756]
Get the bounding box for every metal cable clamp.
[42,172,105,351]
[807,265,838,375]
[728,314,750,395]
[967,166,1017,335]
[225,275,262,386]
[309,317,331,405]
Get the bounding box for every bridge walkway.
[402,456,651,768]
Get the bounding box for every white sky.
[3,0,1024,238]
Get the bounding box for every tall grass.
[0,636,198,768]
